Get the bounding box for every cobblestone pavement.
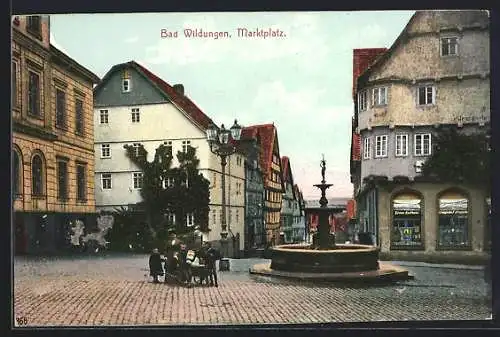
[13,254,492,326]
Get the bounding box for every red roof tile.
[281,156,290,182]
[241,124,281,189]
[129,61,215,130]
[352,132,361,161]
[352,48,387,99]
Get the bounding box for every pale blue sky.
[50,11,415,199]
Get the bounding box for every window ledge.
[55,125,68,131]
[14,194,24,200]
[435,245,472,251]
[76,199,87,203]
[31,194,46,200]
[390,246,425,251]
[27,113,44,121]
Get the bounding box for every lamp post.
[206,120,242,268]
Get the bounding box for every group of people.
[149,241,221,287]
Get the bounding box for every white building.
[93,61,246,251]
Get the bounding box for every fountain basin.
[270,244,379,273]
[250,243,412,282]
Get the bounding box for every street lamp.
[206,120,242,262]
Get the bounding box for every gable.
[360,10,488,83]
[94,66,167,108]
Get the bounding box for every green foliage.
[104,206,154,252]
[109,143,210,251]
[421,128,490,188]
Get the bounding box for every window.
[100,110,109,124]
[372,87,388,106]
[212,172,217,187]
[31,154,44,196]
[101,144,111,158]
[182,140,191,153]
[414,134,432,156]
[186,213,194,227]
[133,172,143,189]
[122,79,131,92]
[212,210,216,225]
[375,135,388,158]
[358,90,367,111]
[164,141,172,156]
[26,16,41,36]
[236,210,239,223]
[76,163,86,201]
[101,173,112,189]
[438,191,469,248]
[418,86,435,105]
[75,98,84,135]
[55,89,66,128]
[163,177,174,188]
[131,108,140,123]
[391,193,423,249]
[57,159,68,200]
[441,37,458,56]
[132,143,141,156]
[28,71,40,117]
[395,134,408,157]
[13,150,21,196]
[166,212,176,225]
[12,61,18,108]
[363,137,371,159]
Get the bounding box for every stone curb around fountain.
[249,262,414,283]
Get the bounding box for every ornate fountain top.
[320,154,326,184]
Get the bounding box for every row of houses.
[11,14,307,256]
[349,10,491,262]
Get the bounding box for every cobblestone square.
[13,255,491,326]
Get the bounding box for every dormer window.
[122,79,131,93]
[26,16,41,37]
[122,69,131,93]
[441,37,458,57]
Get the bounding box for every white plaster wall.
[93,102,246,249]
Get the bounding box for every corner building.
[12,15,100,254]
[350,10,490,262]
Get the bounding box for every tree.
[421,128,490,189]
[120,143,210,249]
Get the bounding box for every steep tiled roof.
[241,124,282,190]
[132,61,215,130]
[281,156,290,182]
[95,61,215,131]
[352,48,387,99]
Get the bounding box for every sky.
[50,11,415,199]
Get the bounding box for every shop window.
[391,192,423,249]
[437,190,470,248]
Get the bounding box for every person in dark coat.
[149,248,164,283]
[203,242,220,287]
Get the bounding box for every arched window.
[31,154,44,196]
[391,191,423,249]
[13,150,22,196]
[437,189,470,248]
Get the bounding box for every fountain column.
[314,155,334,250]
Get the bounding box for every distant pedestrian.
[149,248,164,283]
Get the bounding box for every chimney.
[173,84,184,96]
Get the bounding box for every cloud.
[124,35,139,44]
[145,13,330,67]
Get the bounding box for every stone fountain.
[249,155,412,283]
